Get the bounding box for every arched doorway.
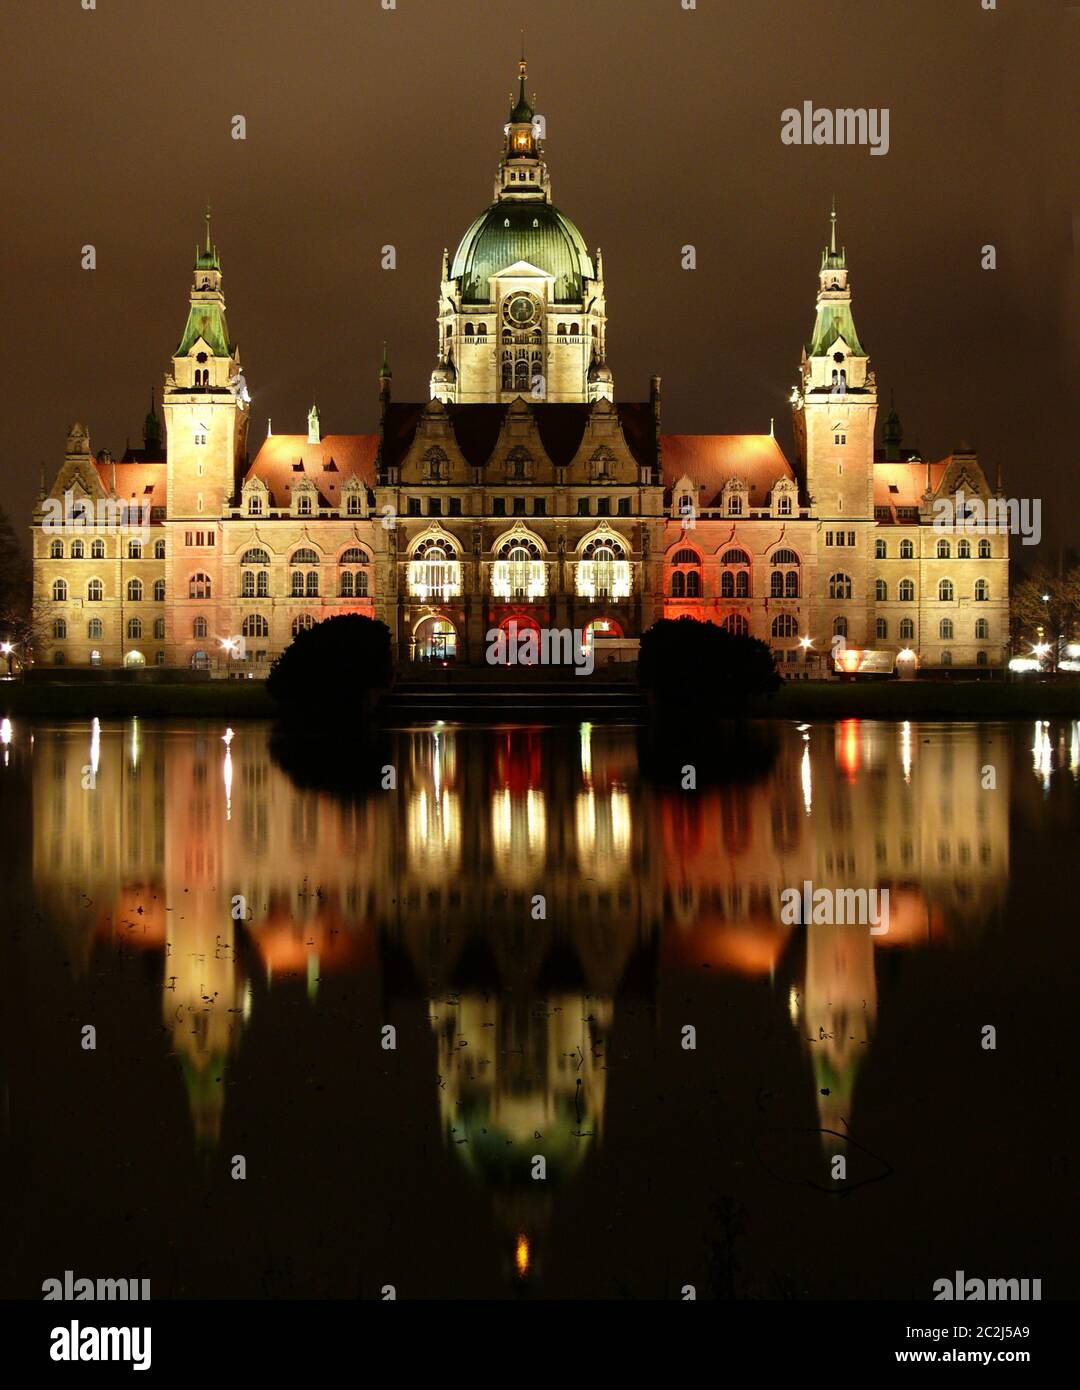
[124,650,146,668]
[498,613,541,665]
[414,615,457,662]
[191,650,210,671]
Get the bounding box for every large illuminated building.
[32,58,1008,671]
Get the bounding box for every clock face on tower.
[503,291,541,329]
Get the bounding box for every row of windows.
[877,578,992,602]
[51,578,168,602]
[870,618,993,641]
[53,617,166,640]
[671,571,799,598]
[876,537,993,559]
[399,496,636,519]
[48,538,167,560]
[243,493,367,517]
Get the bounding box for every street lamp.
[0,641,14,677]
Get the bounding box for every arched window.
[52,618,67,639]
[290,548,319,566]
[242,614,268,638]
[51,578,68,601]
[720,571,734,598]
[128,540,143,559]
[305,571,319,597]
[87,579,103,602]
[672,548,700,565]
[296,494,313,516]
[770,571,784,598]
[53,650,65,665]
[291,614,315,637]
[977,649,988,666]
[557,323,566,335]
[686,571,701,597]
[154,538,166,559]
[784,571,798,598]
[975,618,989,640]
[957,538,971,559]
[126,578,143,601]
[91,539,105,559]
[193,616,208,638]
[340,546,370,565]
[775,493,792,516]
[875,579,887,601]
[248,494,264,516]
[71,540,84,559]
[771,613,797,639]
[465,323,474,336]
[154,617,165,639]
[242,570,269,598]
[898,579,915,602]
[900,539,914,559]
[833,616,848,637]
[978,539,991,559]
[899,618,914,641]
[875,539,887,559]
[721,547,750,566]
[127,618,142,640]
[936,539,950,558]
[828,572,852,599]
[49,539,63,559]
[241,547,271,566]
[974,579,989,601]
[671,571,686,597]
[189,572,212,599]
[290,570,305,597]
[938,578,954,602]
[941,650,953,666]
[151,578,165,602]
[722,613,749,636]
[88,618,103,639]
[771,548,799,565]
[939,618,954,639]
[876,618,888,640]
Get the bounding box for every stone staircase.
[379,673,647,723]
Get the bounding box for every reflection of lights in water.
[788,987,799,1023]
[575,789,631,869]
[223,729,234,820]
[1033,721,1052,789]
[491,788,547,875]
[129,717,140,770]
[433,730,441,800]
[90,717,100,779]
[242,981,253,1021]
[0,717,11,767]
[515,1233,531,1279]
[901,721,912,783]
[800,740,812,815]
[838,719,860,780]
[1071,723,1080,780]
[580,721,592,783]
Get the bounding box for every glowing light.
[580,721,593,783]
[1009,657,1040,673]
[897,648,916,662]
[0,718,11,745]
[223,731,233,820]
[129,717,140,770]
[800,739,812,815]
[838,719,860,780]
[90,717,100,779]
[514,1233,531,1278]
[799,635,813,649]
[1033,720,1052,788]
[1032,642,1051,658]
[0,642,13,655]
[901,720,912,783]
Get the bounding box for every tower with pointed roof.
[163,209,250,522]
[792,203,877,522]
[431,52,609,405]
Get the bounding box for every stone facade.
[31,63,1008,674]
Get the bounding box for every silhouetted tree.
[267,614,393,714]
[638,617,781,713]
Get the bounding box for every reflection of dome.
[450,203,595,303]
[451,1094,593,1189]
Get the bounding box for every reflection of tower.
[793,923,877,1164]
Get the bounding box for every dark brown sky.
[1,0,1075,553]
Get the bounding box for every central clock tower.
[430,54,611,404]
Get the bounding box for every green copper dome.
[451,202,595,304]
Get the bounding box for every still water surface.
[1,716,1076,1298]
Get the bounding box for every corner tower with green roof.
[163,209,250,527]
[791,203,878,535]
[430,54,611,405]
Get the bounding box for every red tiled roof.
[93,459,167,510]
[245,434,377,507]
[873,459,949,517]
[661,434,794,506]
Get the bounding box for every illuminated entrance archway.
[498,613,542,665]
[414,615,458,662]
[584,618,623,641]
[124,650,146,668]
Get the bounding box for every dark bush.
[266,614,393,713]
[638,617,781,712]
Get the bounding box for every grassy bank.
[3,677,1079,722]
[0,680,277,719]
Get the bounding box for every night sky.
[2,0,1075,551]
